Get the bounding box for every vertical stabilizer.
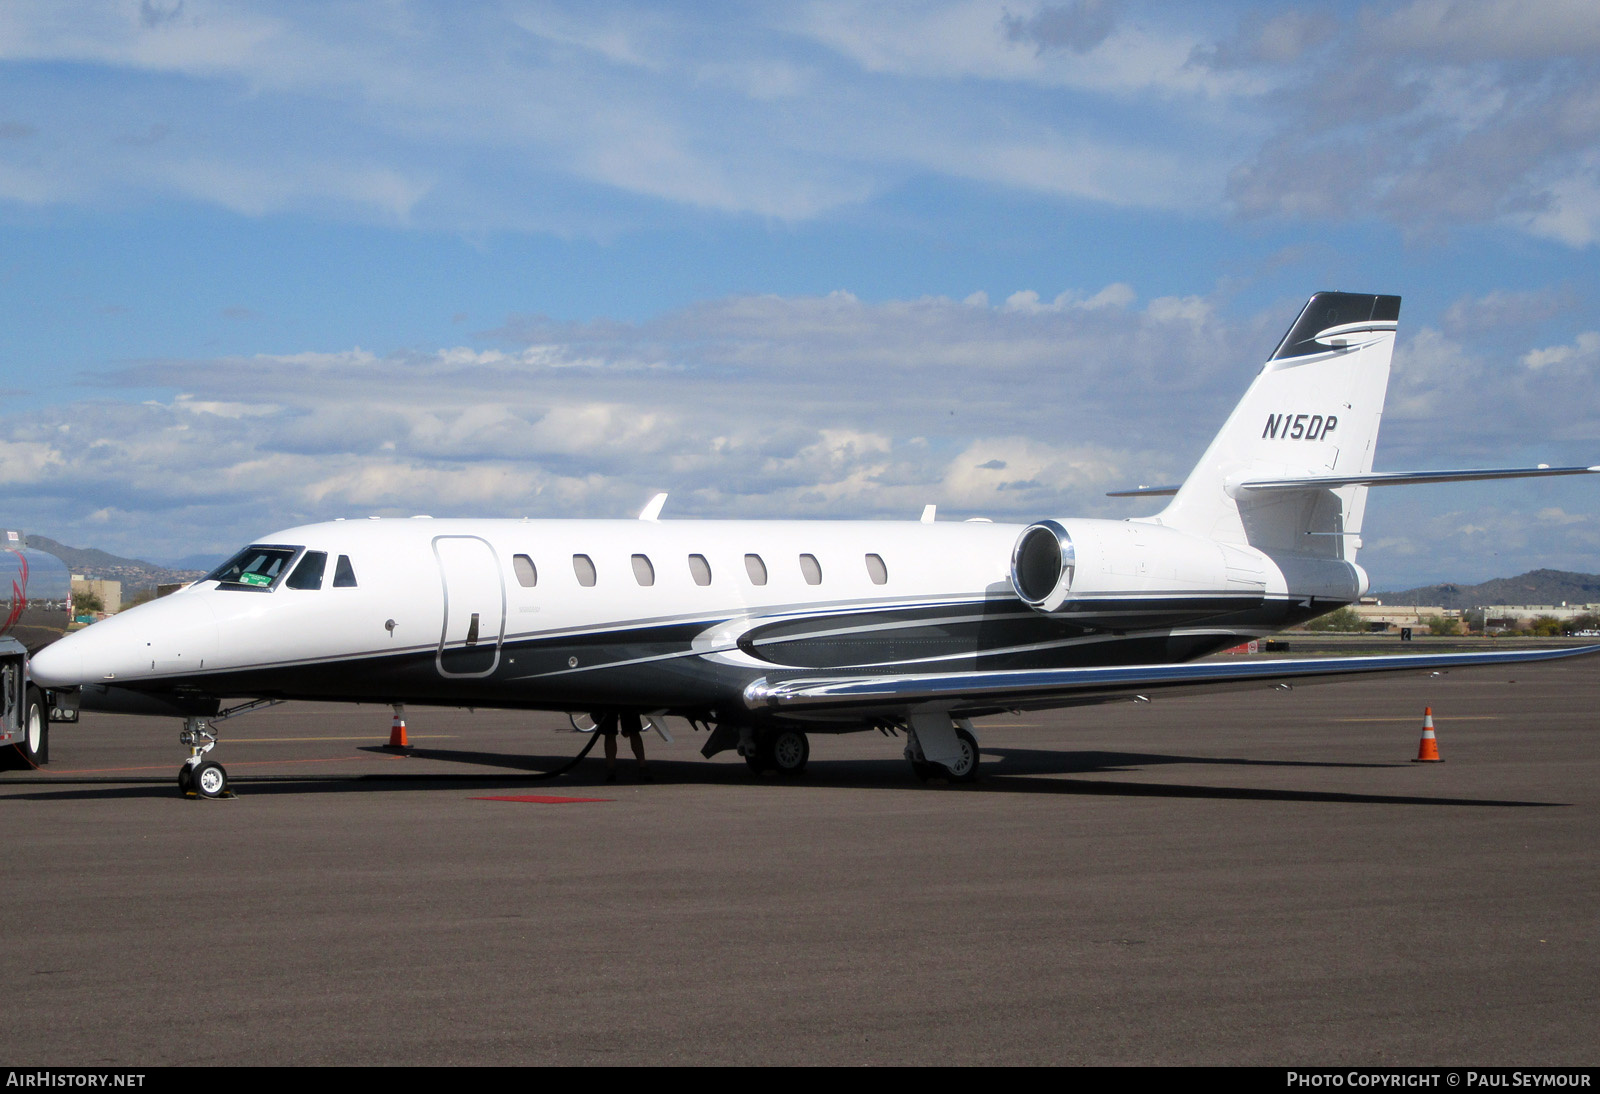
[1155,292,1400,559]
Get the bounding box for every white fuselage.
[30,514,1334,723]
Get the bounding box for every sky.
[1,0,1598,589]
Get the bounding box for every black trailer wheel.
[7,686,49,768]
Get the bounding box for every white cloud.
[0,0,1593,248]
[1211,0,1600,246]
[1522,331,1600,371]
[1372,0,1600,62]
[0,282,1594,587]
[795,1,1248,98]
[0,1,1250,228]
[1,285,1268,557]
[1522,164,1600,247]
[1364,500,1600,590]
[170,394,282,419]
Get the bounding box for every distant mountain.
[24,535,209,594]
[1373,569,1600,609]
[154,553,227,572]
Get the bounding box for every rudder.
[1154,292,1401,559]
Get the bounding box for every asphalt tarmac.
[1,659,1596,1066]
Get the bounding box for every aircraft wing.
[743,644,1600,718]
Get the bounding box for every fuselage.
[30,515,1346,726]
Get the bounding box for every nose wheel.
[192,760,229,798]
[179,718,233,799]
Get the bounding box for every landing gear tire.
[943,727,979,783]
[177,763,195,794]
[909,727,979,783]
[769,730,809,776]
[193,760,229,799]
[15,686,47,768]
[745,729,810,776]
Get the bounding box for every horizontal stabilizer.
[743,645,1600,716]
[1105,484,1180,497]
[1237,465,1600,492]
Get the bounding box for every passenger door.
[432,535,506,678]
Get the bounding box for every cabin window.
[799,554,822,585]
[631,554,655,586]
[744,554,768,586]
[573,554,597,587]
[865,553,888,585]
[688,554,712,586]
[286,551,327,590]
[206,545,300,591]
[333,555,359,588]
[512,554,537,588]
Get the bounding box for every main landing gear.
[905,715,980,783]
[739,727,810,776]
[701,715,980,784]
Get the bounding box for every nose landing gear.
[174,699,283,799]
[179,718,230,799]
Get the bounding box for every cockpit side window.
[286,551,327,590]
[205,545,301,591]
[333,555,358,588]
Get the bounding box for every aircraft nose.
[29,593,217,687]
[28,638,81,688]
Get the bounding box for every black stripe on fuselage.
[104,592,1331,716]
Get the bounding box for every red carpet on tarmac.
[470,795,613,804]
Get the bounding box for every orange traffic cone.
[1412,707,1443,762]
[386,704,409,750]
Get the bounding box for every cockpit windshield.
[204,545,302,591]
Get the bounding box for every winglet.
[638,493,668,521]
[920,504,937,523]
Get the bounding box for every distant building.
[1353,599,1600,633]
[1349,604,1461,633]
[1478,604,1600,630]
[71,576,122,615]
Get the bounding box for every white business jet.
[28,292,1600,797]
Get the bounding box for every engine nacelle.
[1010,518,1278,615]
[1010,517,1367,616]
[1010,520,1077,612]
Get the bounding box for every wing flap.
[743,645,1600,716]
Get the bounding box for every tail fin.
[1155,292,1401,559]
